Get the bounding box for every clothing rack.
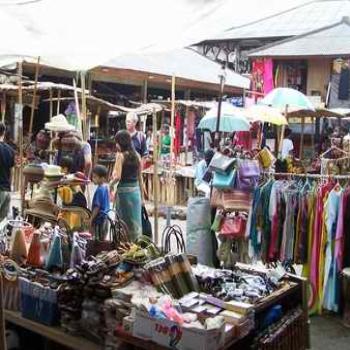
[263,172,350,180]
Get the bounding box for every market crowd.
[0,110,162,243]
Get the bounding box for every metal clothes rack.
[263,172,350,180]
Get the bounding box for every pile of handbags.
[209,152,261,239]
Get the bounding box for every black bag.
[142,206,152,238]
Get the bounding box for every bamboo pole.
[1,92,6,123]
[311,116,315,156]
[152,108,159,244]
[169,75,176,205]
[28,56,40,136]
[56,89,61,115]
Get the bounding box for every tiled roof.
[249,18,350,57]
[207,0,350,41]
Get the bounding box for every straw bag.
[257,147,275,169]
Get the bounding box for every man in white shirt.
[281,128,294,159]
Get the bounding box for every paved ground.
[310,314,350,349]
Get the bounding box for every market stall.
[0,219,309,350]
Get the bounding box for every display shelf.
[4,310,102,350]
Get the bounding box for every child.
[59,156,87,208]
[90,165,110,240]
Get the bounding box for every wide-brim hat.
[44,165,64,178]
[45,114,75,132]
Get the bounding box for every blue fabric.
[115,182,142,242]
[92,184,110,224]
[212,169,236,189]
[195,160,207,187]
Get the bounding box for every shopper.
[0,122,15,221]
[195,149,214,188]
[90,165,110,240]
[160,124,171,156]
[110,130,143,241]
[126,112,147,157]
[281,127,294,159]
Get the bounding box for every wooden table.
[4,310,102,350]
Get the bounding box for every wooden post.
[170,75,176,168]
[81,72,87,141]
[56,89,61,115]
[278,105,288,156]
[142,79,148,103]
[299,116,305,159]
[72,79,82,137]
[49,88,53,120]
[152,108,159,244]
[17,62,24,215]
[28,56,40,136]
[184,90,191,165]
[1,92,6,123]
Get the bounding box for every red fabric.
[234,131,252,150]
[174,112,181,156]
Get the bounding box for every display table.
[4,310,102,350]
[142,166,197,206]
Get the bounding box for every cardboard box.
[133,311,225,350]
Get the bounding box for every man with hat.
[0,122,15,221]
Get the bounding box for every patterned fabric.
[115,181,142,242]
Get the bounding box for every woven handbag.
[222,190,253,212]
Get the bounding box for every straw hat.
[45,114,75,132]
[44,165,64,178]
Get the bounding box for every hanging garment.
[323,187,342,311]
[257,179,274,263]
[309,181,334,314]
[280,187,299,262]
[342,187,350,267]
[249,187,262,258]
[263,58,274,94]
[338,67,350,100]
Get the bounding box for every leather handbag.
[236,159,260,191]
[141,206,152,238]
[220,215,247,239]
[212,169,236,189]
[209,153,235,174]
[222,190,253,212]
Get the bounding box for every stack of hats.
[25,184,59,223]
[23,164,45,183]
[44,165,64,184]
